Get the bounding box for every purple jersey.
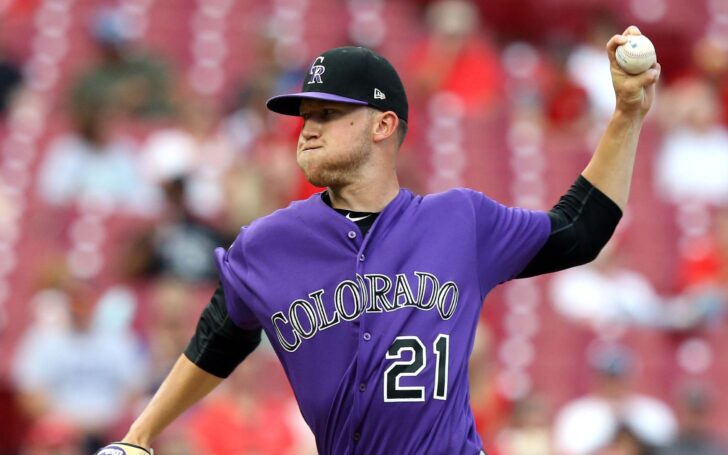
[215,188,550,455]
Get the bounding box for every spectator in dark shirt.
[122,176,229,284]
[69,7,173,121]
[657,383,728,455]
[0,32,22,117]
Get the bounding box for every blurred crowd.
[0,0,727,454]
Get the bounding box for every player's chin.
[298,162,323,186]
[304,170,336,188]
[301,165,344,188]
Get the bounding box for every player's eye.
[322,109,337,118]
[301,108,339,122]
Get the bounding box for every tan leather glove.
[95,442,153,455]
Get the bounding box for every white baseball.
[615,35,656,75]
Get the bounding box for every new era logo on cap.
[374,88,386,99]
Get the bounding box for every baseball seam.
[618,49,655,58]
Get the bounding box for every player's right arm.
[121,354,224,447]
[101,284,262,451]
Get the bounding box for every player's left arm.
[518,26,660,278]
[581,25,660,210]
[517,174,621,277]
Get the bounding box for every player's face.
[297,100,375,187]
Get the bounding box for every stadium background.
[0,0,727,453]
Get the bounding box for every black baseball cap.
[267,46,408,122]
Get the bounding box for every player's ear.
[371,111,398,144]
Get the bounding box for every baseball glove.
[95,442,154,455]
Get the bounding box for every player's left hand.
[607,25,661,117]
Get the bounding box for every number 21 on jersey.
[384,334,449,402]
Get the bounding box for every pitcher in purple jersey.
[97,26,660,455]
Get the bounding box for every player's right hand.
[94,442,154,455]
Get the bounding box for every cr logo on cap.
[308,56,325,84]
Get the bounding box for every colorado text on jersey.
[271,271,460,352]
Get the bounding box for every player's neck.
[327,175,400,213]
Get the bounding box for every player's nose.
[300,119,321,140]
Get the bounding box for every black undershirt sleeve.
[184,284,262,378]
[517,175,623,278]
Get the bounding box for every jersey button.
[353,432,361,441]
[363,332,371,341]
[348,231,357,239]
[359,383,366,392]
[359,254,366,262]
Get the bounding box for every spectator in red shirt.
[406,0,505,115]
[678,207,728,291]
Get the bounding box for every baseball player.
[97,26,659,455]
